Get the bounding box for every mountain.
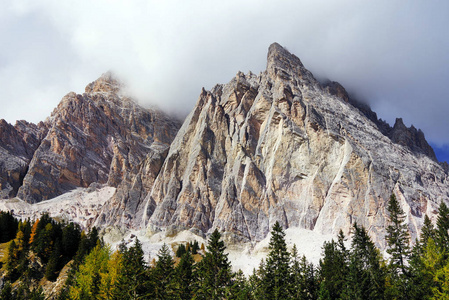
[1,72,181,208]
[139,43,448,247]
[1,43,448,249]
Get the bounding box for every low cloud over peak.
[1,1,448,160]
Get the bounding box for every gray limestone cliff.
[140,43,449,246]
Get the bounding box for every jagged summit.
[268,43,437,162]
[388,118,436,160]
[267,42,305,69]
[85,71,123,94]
[266,43,318,87]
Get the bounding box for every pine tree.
[116,238,149,299]
[174,251,197,300]
[62,222,81,261]
[34,222,55,262]
[433,261,449,299]
[32,213,53,252]
[421,214,436,248]
[29,218,40,245]
[17,220,31,251]
[291,245,318,300]
[249,259,267,300]
[194,229,233,300]
[5,239,18,280]
[406,237,438,300]
[228,270,252,299]
[152,243,175,298]
[45,239,62,281]
[262,221,291,300]
[425,235,449,300]
[73,231,89,266]
[58,225,101,300]
[291,244,302,299]
[87,226,100,250]
[176,243,187,257]
[302,256,319,300]
[7,222,32,280]
[192,240,199,254]
[406,214,437,299]
[436,202,449,252]
[318,230,349,300]
[345,223,385,300]
[0,211,19,243]
[385,193,411,299]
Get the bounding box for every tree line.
[0,212,100,299]
[1,194,449,299]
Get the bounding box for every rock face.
[387,118,437,160]
[141,43,449,246]
[0,119,48,199]
[1,72,181,207]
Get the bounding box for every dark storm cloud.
[1,1,448,160]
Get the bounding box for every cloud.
[1,1,448,158]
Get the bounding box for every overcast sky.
[1,1,448,161]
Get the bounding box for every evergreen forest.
[1,194,449,299]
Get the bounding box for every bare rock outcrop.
[142,43,449,247]
[0,119,48,198]
[11,73,181,204]
[387,118,437,160]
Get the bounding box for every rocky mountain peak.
[267,43,304,69]
[393,117,407,129]
[388,118,436,160]
[266,43,317,86]
[321,78,437,162]
[0,73,181,204]
[85,71,123,94]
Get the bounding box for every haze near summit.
[1,1,448,161]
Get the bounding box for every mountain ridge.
[0,43,448,249]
